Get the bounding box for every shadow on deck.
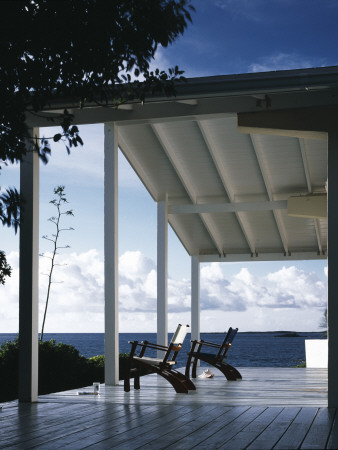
[1,367,337,449]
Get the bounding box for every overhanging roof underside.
[118,114,327,262]
[28,66,333,262]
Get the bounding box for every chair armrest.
[129,340,171,358]
[128,341,168,351]
[190,340,221,350]
[140,342,169,351]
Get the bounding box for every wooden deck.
[1,367,336,449]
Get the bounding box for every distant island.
[192,331,320,336]
[274,332,301,338]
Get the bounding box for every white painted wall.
[305,340,328,368]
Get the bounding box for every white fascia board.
[199,252,327,263]
[26,85,338,129]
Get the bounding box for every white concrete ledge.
[305,339,328,368]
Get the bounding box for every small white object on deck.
[198,369,214,378]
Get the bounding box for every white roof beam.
[200,213,227,256]
[151,123,224,255]
[299,139,313,193]
[314,220,324,254]
[168,216,195,255]
[250,134,290,254]
[151,123,198,204]
[198,120,257,254]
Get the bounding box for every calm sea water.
[0,331,324,367]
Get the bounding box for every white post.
[191,255,200,343]
[328,131,338,407]
[104,123,119,385]
[19,128,39,402]
[157,195,168,356]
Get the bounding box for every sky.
[1,0,336,334]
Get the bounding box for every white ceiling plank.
[197,120,236,200]
[118,133,157,201]
[200,213,225,255]
[151,123,197,204]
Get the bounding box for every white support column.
[328,131,338,407]
[19,128,39,402]
[191,255,200,343]
[157,195,168,356]
[104,123,119,385]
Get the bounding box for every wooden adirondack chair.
[124,324,196,393]
[185,327,242,381]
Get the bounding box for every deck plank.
[38,367,328,408]
[0,403,108,438]
[160,406,256,450]
[274,407,319,449]
[246,407,301,449]
[1,404,148,448]
[300,408,336,450]
[36,405,188,449]
[11,405,163,449]
[217,407,284,449]
[183,406,267,449]
[326,409,338,449]
[0,367,331,450]
[87,405,223,450]
[131,406,244,450]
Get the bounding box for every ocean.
[0,331,324,367]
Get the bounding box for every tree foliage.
[0,0,194,284]
[0,187,21,283]
[0,187,20,231]
[0,250,11,285]
[0,0,194,167]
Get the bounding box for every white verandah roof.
[118,111,327,262]
[27,66,337,263]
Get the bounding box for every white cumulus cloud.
[249,52,325,73]
[0,250,327,332]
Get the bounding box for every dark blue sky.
[162,0,338,76]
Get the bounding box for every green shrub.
[295,360,306,368]
[0,337,19,402]
[38,340,104,395]
[0,340,145,403]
